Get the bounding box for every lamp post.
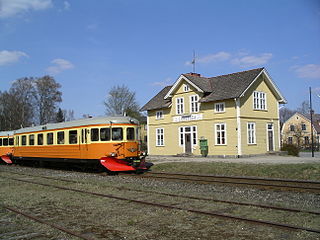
[309,87,314,157]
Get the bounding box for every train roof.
[0,131,14,137]
[13,116,139,134]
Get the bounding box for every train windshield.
[126,128,135,140]
[112,128,123,141]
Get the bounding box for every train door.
[81,128,88,159]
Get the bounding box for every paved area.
[146,152,320,164]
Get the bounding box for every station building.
[141,68,286,157]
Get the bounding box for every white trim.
[176,97,184,115]
[247,122,256,145]
[156,110,164,120]
[214,102,225,113]
[240,69,287,104]
[277,102,281,150]
[266,123,275,152]
[253,91,267,110]
[164,75,204,99]
[178,126,198,153]
[147,116,150,154]
[155,128,165,146]
[215,123,227,145]
[189,95,199,113]
[235,98,242,155]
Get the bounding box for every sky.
[0,0,320,118]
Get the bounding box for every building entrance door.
[267,123,274,152]
[185,133,192,154]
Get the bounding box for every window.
[214,102,225,113]
[183,84,190,92]
[22,136,27,146]
[100,128,110,141]
[190,95,199,113]
[179,127,184,146]
[247,123,256,144]
[91,128,99,141]
[301,124,306,131]
[37,134,44,145]
[69,130,78,144]
[156,111,163,120]
[0,138,2,146]
[57,131,65,144]
[29,135,35,145]
[215,123,226,145]
[127,128,135,140]
[304,136,309,145]
[176,97,184,114]
[288,136,293,145]
[3,138,8,146]
[47,133,53,145]
[15,136,19,146]
[156,128,164,146]
[112,128,123,141]
[253,91,266,110]
[290,125,295,131]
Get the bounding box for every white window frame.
[215,123,227,145]
[156,110,163,120]
[190,95,199,113]
[253,91,267,110]
[176,97,184,115]
[183,84,190,92]
[214,102,225,113]
[156,128,164,146]
[179,126,198,148]
[247,122,256,144]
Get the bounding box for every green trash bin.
[199,139,208,157]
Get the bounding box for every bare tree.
[279,107,295,129]
[104,85,141,118]
[297,100,310,115]
[34,76,62,125]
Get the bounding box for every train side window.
[69,130,78,144]
[9,138,14,146]
[57,131,65,144]
[112,128,123,141]
[29,135,35,145]
[91,128,99,141]
[47,133,53,145]
[15,136,19,146]
[126,128,135,140]
[100,128,110,141]
[3,138,8,146]
[38,134,44,145]
[0,138,2,146]
[22,136,27,146]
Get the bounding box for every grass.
[151,162,320,180]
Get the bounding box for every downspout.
[235,98,242,156]
[147,113,150,155]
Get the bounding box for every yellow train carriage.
[13,116,148,172]
[0,131,14,164]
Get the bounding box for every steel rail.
[4,206,94,240]
[140,173,320,192]
[3,170,320,216]
[3,175,320,234]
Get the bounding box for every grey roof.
[140,86,172,111]
[6,116,138,135]
[0,131,14,137]
[141,68,266,111]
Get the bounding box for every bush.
[281,144,300,156]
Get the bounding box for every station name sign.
[173,114,203,122]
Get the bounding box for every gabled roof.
[284,112,320,134]
[140,67,286,111]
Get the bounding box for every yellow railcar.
[4,116,149,172]
[0,131,14,164]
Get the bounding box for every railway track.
[1,170,320,235]
[138,172,320,193]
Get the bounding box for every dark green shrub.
[281,144,300,156]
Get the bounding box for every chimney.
[185,72,201,77]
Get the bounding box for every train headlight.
[109,152,117,157]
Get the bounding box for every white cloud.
[46,58,74,75]
[0,50,28,66]
[292,64,320,79]
[185,51,231,65]
[63,1,70,10]
[231,53,273,67]
[0,0,52,18]
[151,77,172,87]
